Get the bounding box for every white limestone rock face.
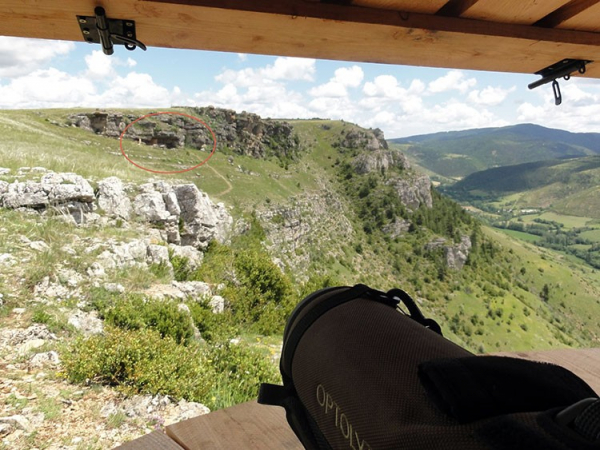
[0,172,94,208]
[390,175,433,211]
[97,177,132,219]
[174,184,232,249]
[133,192,171,222]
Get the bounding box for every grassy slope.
[1,110,600,352]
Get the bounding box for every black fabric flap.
[418,356,598,423]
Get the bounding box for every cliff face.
[68,107,300,159]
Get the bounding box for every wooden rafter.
[535,0,600,28]
[436,0,480,17]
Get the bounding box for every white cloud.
[0,68,96,108]
[85,50,116,80]
[237,53,248,62]
[309,65,364,98]
[428,70,476,94]
[517,82,600,132]
[263,57,316,82]
[217,57,316,88]
[468,85,515,106]
[126,57,137,67]
[0,37,74,78]
[333,66,364,88]
[309,81,348,98]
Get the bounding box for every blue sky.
[2,36,600,138]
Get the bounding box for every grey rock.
[382,218,411,238]
[164,191,181,216]
[0,181,8,194]
[1,172,94,209]
[103,283,125,293]
[29,240,49,252]
[172,281,212,299]
[0,167,10,175]
[97,239,148,270]
[173,399,210,422]
[87,262,106,278]
[68,309,104,335]
[146,244,172,274]
[353,150,409,175]
[445,235,472,270]
[168,244,203,270]
[177,303,191,315]
[0,415,31,432]
[389,175,433,211]
[209,295,225,314]
[97,177,132,220]
[133,192,170,222]
[0,253,16,266]
[30,350,61,368]
[174,184,232,249]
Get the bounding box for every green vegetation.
[62,326,279,411]
[3,109,600,422]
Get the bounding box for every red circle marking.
[119,111,217,174]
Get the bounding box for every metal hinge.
[77,7,147,55]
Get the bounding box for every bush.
[188,300,239,343]
[207,341,279,410]
[171,253,196,281]
[103,295,194,344]
[63,327,213,401]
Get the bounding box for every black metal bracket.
[77,7,147,55]
[528,59,591,106]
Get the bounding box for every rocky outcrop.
[0,170,232,250]
[68,107,301,159]
[174,184,231,249]
[337,127,388,151]
[382,218,412,239]
[389,175,433,211]
[352,150,410,174]
[130,181,232,250]
[0,172,94,210]
[426,235,472,270]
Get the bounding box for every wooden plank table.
[116,348,600,449]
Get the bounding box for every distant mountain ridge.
[390,123,600,179]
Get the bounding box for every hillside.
[450,155,600,214]
[2,109,600,448]
[391,123,600,179]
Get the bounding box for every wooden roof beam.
[436,0,480,18]
[535,0,600,28]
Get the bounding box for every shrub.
[188,300,239,343]
[170,252,197,282]
[104,295,194,344]
[62,327,213,401]
[206,341,279,410]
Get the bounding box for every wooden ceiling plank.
[535,0,600,28]
[2,0,600,78]
[558,2,600,31]
[462,0,571,25]
[436,0,480,17]
[351,0,448,14]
